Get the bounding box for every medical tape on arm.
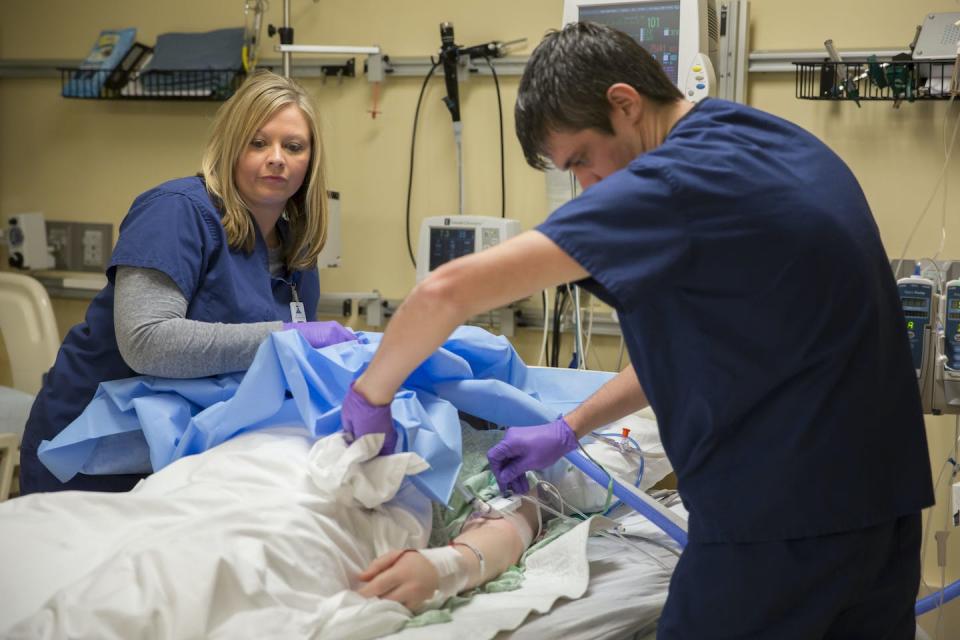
[502,510,535,548]
[462,498,537,550]
[418,546,469,601]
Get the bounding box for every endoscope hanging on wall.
[439,23,462,124]
[433,23,526,216]
[437,22,524,124]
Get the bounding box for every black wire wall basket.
[794,59,956,103]
[59,68,246,101]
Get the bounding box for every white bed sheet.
[506,511,680,640]
[0,429,681,640]
[0,429,430,639]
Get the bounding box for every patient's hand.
[357,549,439,612]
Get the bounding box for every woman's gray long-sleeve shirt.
[113,248,286,378]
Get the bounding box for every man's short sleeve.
[536,162,690,311]
[108,187,219,301]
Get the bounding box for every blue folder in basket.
[63,28,136,98]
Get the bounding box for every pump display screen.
[579,2,681,84]
[901,297,929,308]
[951,299,960,309]
[429,227,476,272]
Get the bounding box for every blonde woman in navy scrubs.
[20,71,355,494]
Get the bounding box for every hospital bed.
[513,531,676,640]
[0,418,680,640]
[2,327,682,638]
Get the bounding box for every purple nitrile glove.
[282,321,357,348]
[487,417,579,495]
[341,382,398,456]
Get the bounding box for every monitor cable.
[404,60,441,268]
[482,56,506,218]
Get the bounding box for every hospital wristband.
[450,540,486,583]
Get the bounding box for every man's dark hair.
[515,22,683,170]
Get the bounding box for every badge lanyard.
[289,281,306,323]
[275,271,306,323]
[271,222,305,323]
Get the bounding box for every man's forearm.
[354,232,591,406]
[563,365,648,438]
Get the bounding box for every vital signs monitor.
[416,216,521,282]
[562,0,719,100]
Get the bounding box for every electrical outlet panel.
[82,229,105,267]
[44,221,113,272]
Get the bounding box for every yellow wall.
[1,0,959,633]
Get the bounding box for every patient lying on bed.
[0,423,596,640]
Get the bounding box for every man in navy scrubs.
[343,22,934,638]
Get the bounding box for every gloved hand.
[341,382,398,455]
[487,417,579,495]
[282,321,357,348]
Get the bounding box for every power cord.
[404,61,441,268]
[896,93,960,269]
[482,57,506,218]
[537,289,549,366]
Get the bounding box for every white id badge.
[290,301,307,323]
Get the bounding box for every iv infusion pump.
[897,273,960,414]
[899,277,934,378]
[944,281,960,370]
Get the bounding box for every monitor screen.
[429,227,476,272]
[579,1,682,84]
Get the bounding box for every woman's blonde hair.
[201,70,327,270]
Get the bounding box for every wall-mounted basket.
[60,67,245,101]
[794,60,955,103]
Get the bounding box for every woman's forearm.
[114,266,279,377]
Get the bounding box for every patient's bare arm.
[357,497,539,612]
